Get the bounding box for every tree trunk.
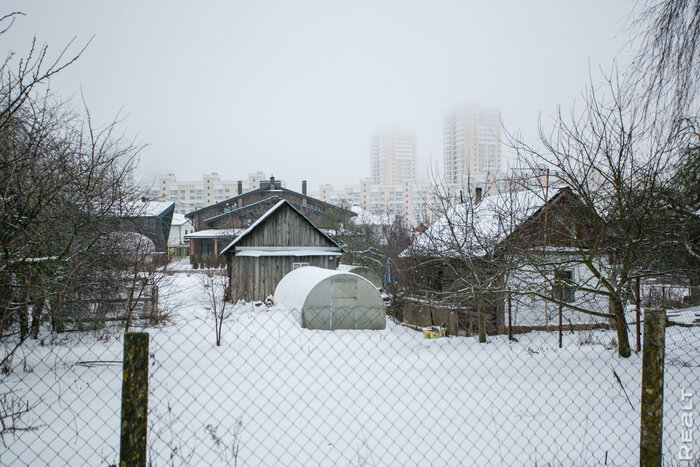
[478,295,486,343]
[613,297,631,358]
[30,296,43,339]
[18,303,29,341]
[50,299,65,333]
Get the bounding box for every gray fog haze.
[4,1,634,190]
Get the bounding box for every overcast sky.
[5,1,636,192]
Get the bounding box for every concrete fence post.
[150,285,159,324]
[120,332,150,467]
[507,287,513,341]
[639,308,665,467]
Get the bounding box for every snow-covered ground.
[2,273,699,466]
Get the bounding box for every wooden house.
[400,187,609,332]
[220,199,343,301]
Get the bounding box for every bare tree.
[402,176,525,342]
[506,73,682,357]
[200,270,230,346]
[0,12,143,366]
[106,229,172,332]
[502,0,700,357]
[629,0,700,123]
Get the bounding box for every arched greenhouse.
[274,266,386,330]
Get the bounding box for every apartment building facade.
[148,171,274,214]
[316,179,438,226]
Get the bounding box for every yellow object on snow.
[422,326,446,339]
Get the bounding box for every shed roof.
[184,228,241,239]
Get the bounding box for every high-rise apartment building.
[370,127,417,185]
[443,104,502,192]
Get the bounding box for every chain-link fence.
[1,271,699,465]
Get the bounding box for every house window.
[553,270,575,303]
[293,262,309,270]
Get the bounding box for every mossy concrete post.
[639,308,665,467]
[120,332,149,467]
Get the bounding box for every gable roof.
[219,199,342,255]
[350,205,399,226]
[171,213,191,226]
[402,187,569,258]
[184,183,344,220]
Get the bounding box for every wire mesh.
[1,271,699,466]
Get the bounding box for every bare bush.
[200,270,230,346]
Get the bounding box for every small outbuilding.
[220,200,343,301]
[274,266,386,330]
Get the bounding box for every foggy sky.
[4,1,635,192]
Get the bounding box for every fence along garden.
[0,270,698,466]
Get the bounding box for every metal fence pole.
[120,332,150,467]
[639,308,665,467]
[558,285,563,349]
[507,287,513,341]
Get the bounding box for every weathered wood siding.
[237,204,336,249]
[228,203,339,301]
[231,255,333,301]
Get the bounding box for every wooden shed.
[220,200,343,301]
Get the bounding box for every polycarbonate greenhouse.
[274,266,386,330]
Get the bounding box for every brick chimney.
[475,187,482,204]
[237,180,242,195]
[302,180,307,196]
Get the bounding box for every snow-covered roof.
[402,187,562,258]
[184,229,240,239]
[350,206,398,226]
[219,199,341,255]
[122,200,175,217]
[171,213,191,226]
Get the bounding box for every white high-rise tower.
[443,104,502,192]
[370,127,417,185]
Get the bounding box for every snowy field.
[2,273,699,466]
